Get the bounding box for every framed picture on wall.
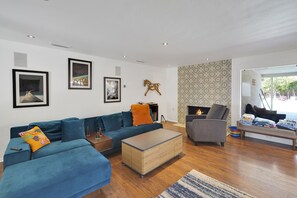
[104,77,121,103]
[68,58,92,89]
[12,69,49,108]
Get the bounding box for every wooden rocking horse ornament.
[144,79,162,96]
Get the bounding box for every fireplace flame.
[196,109,202,115]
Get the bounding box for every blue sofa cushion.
[3,137,31,169]
[101,113,123,132]
[0,145,111,198]
[96,116,105,132]
[122,111,133,127]
[62,119,85,142]
[28,117,79,141]
[32,139,90,159]
[104,123,163,150]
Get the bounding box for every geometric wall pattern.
[178,59,232,124]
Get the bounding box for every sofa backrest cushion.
[122,111,133,127]
[101,113,123,132]
[28,117,78,141]
[131,104,153,126]
[61,119,85,142]
[206,104,227,119]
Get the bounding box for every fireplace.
[187,105,210,115]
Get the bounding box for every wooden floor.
[1,122,297,197]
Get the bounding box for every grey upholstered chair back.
[206,104,228,120]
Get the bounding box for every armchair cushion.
[206,104,227,119]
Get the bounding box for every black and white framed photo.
[104,77,121,103]
[68,58,92,89]
[12,69,49,108]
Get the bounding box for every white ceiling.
[1,0,297,67]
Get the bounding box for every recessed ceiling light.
[206,58,209,61]
[123,55,127,58]
[27,35,35,39]
[162,42,168,46]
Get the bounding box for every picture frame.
[68,58,92,89]
[12,69,49,108]
[104,77,121,103]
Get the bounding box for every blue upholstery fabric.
[0,145,111,198]
[10,125,28,139]
[28,117,78,141]
[122,111,133,127]
[62,119,85,142]
[101,113,123,132]
[3,138,30,169]
[32,139,90,159]
[103,123,163,151]
[96,116,105,132]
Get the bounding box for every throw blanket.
[253,117,276,128]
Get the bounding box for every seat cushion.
[101,113,123,132]
[0,145,111,198]
[206,104,227,119]
[61,119,85,142]
[32,139,90,159]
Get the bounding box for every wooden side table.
[86,133,112,152]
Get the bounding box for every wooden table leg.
[240,130,245,139]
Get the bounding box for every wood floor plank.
[1,122,296,198]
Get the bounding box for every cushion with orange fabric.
[131,104,153,126]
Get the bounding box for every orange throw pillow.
[19,126,50,152]
[131,104,153,126]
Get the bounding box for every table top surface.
[122,128,182,151]
[86,133,111,144]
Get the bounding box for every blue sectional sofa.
[0,111,162,197]
[83,111,163,155]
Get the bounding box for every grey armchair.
[186,104,229,146]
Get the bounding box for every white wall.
[0,39,168,162]
[232,49,297,145]
[165,67,178,122]
[241,70,262,113]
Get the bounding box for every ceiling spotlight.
[162,42,168,46]
[27,35,35,39]
[206,58,209,61]
[123,55,127,58]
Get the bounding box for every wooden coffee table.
[121,128,183,177]
[86,133,112,152]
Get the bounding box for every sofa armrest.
[186,114,207,122]
[4,138,31,169]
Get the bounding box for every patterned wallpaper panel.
[178,59,232,124]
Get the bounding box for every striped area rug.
[157,170,255,198]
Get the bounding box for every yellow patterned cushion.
[19,126,50,152]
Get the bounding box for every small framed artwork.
[104,77,121,103]
[68,58,92,89]
[12,69,49,108]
